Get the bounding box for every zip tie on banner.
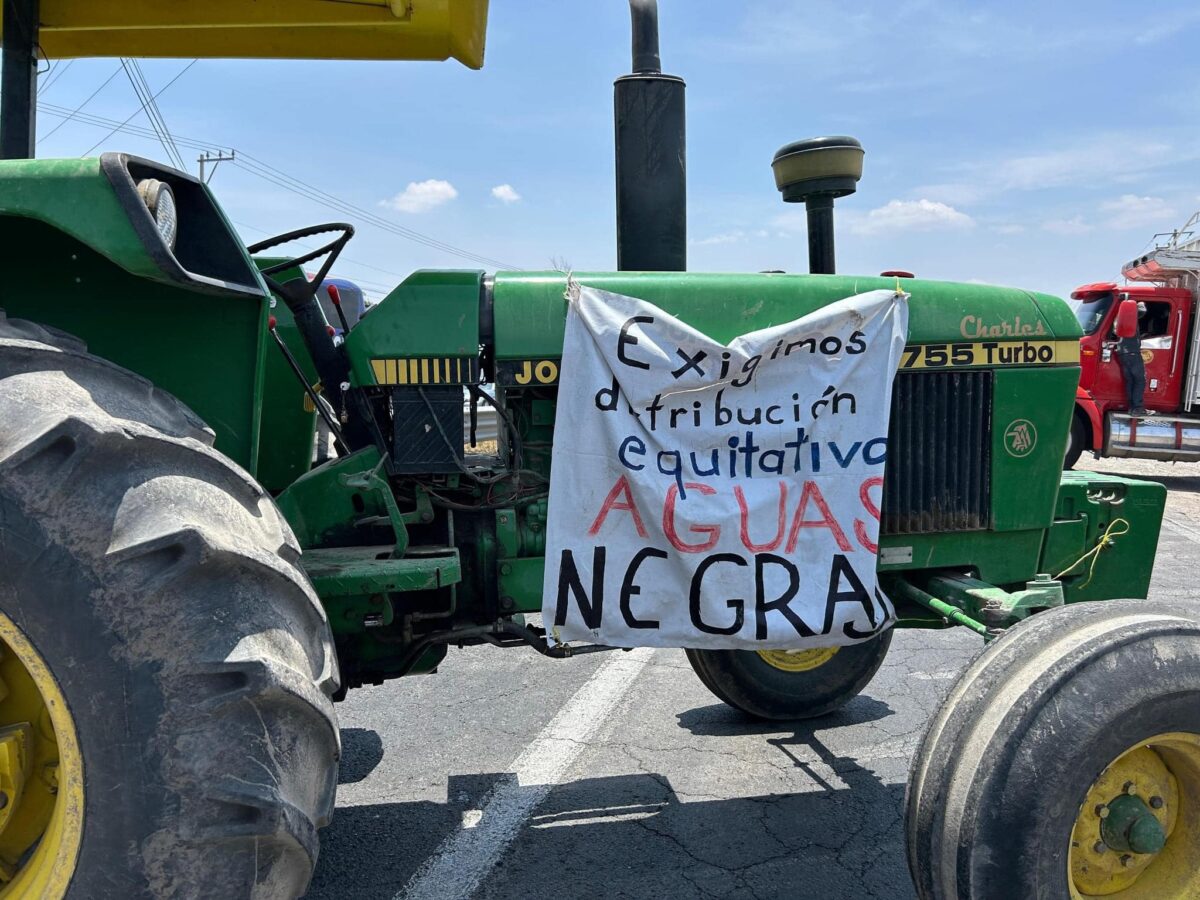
[563,271,581,305]
[1054,517,1131,590]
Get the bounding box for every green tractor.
[2,3,1198,899]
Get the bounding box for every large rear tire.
[0,313,340,898]
[905,600,1200,900]
[686,630,892,720]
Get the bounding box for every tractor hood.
[0,0,489,67]
[342,270,1082,389]
[486,272,1082,362]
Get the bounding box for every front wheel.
[906,600,1200,900]
[1064,413,1088,469]
[686,630,892,720]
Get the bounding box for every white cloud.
[691,231,746,246]
[910,182,988,207]
[933,136,1188,206]
[993,224,1025,235]
[382,179,458,213]
[1099,194,1176,229]
[995,139,1179,192]
[849,199,974,235]
[1042,216,1092,235]
[719,2,1148,75]
[491,184,521,204]
[770,210,808,232]
[691,229,772,247]
[1133,11,1200,45]
[1040,196,1177,236]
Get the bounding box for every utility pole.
[198,150,235,183]
[1,0,40,159]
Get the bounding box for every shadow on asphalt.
[675,693,895,737]
[339,728,385,784]
[309,696,912,899]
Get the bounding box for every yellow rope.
[1054,517,1131,589]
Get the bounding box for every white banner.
[542,285,909,650]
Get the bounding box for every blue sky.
[24,1,1200,301]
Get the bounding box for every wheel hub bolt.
[1123,781,1137,795]
[1096,804,1110,819]
[1149,796,1164,809]
[1120,854,1133,867]
[0,792,9,810]
[1093,841,1107,854]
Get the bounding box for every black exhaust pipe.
[615,0,686,271]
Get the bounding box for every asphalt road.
[306,456,1200,900]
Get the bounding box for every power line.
[131,59,185,169]
[120,59,173,166]
[37,64,122,145]
[231,156,516,269]
[39,58,75,94]
[39,103,214,153]
[119,59,186,169]
[32,99,519,270]
[80,59,197,158]
[232,151,518,268]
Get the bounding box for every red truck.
[1066,211,1200,467]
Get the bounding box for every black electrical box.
[391,386,463,473]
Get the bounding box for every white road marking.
[397,647,655,900]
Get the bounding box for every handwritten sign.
[542,285,909,650]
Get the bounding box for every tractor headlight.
[136,178,178,250]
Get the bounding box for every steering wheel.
[246,223,355,301]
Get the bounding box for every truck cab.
[1067,215,1200,465]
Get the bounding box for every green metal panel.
[877,529,1050,586]
[0,157,164,281]
[498,557,543,614]
[490,272,1080,359]
[0,216,267,470]
[0,155,273,472]
[253,260,320,493]
[989,367,1080,531]
[1041,471,1164,603]
[344,269,483,386]
[275,446,394,548]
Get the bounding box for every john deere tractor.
[2,3,1198,899]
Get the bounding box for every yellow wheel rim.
[1069,733,1200,898]
[0,611,83,900]
[756,647,839,673]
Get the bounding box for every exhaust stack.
[772,136,864,275]
[615,0,686,271]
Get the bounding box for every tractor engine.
[271,265,1161,692]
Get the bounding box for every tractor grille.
[881,370,992,534]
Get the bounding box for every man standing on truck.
[1117,301,1152,416]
